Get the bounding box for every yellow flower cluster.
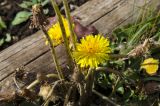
[73,34,111,68]
[47,16,72,46]
[141,58,159,75]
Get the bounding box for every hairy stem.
[62,0,77,50]
[50,0,74,69]
[41,27,64,79]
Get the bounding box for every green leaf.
[109,73,117,83]
[117,86,124,95]
[96,72,111,89]
[124,89,134,102]
[12,11,32,26]
[113,28,126,44]
[0,17,7,30]
[18,1,34,9]
[128,23,151,46]
[0,38,4,46]
[143,77,160,82]
[5,33,12,42]
[32,0,38,4]
[41,0,50,6]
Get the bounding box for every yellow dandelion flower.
[141,58,159,75]
[47,16,73,46]
[73,34,111,68]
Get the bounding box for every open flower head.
[141,58,159,75]
[47,16,73,46]
[73,34,111,68]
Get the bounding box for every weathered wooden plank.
[0,0,123,91]
[0,0,125,82]
[92,0,142,35]
[0,31,44,62]
[0,0,123,80]
[0,0,121,64]
[0,0,159,91]
[72,0,123,25]
[115,0,160,28]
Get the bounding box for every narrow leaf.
[0,17,7,29]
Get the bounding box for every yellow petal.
[46,15,74,46]
[73,34,111,68]
[141,58,159,75]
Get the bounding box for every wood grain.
[0,0,159,91]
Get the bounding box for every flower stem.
[41,27,64,79]
[93,89,120,106]
[50,0,74,69]
[80,68,95,106]
[62,0,77,50]
[85,68,94,80]
[86,68,95,103]
[62,0,82,73]
[26,73,59,89]
[26,80,39,90]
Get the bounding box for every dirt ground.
[0,0,87,50]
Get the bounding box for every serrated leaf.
[12,11,32,26]
[0,17,7,30]
[5,33,11,42]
